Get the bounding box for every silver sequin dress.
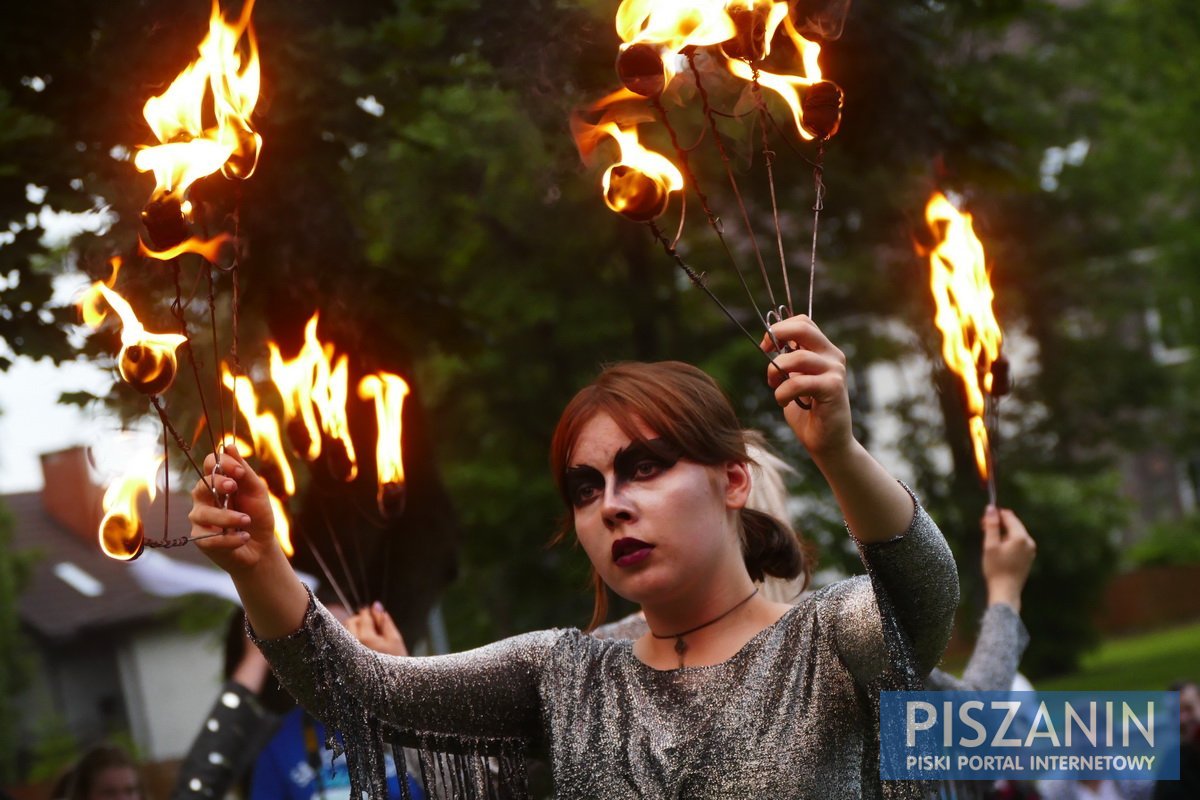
[254,501,958,799]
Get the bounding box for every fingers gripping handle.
[766,308,813,411]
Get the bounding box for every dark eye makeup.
[613,438,682,482]
[564,438,683,508]
[564,465,603,507]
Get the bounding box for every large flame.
[99,456,163,561]
[78,280,188,395]
[722,0,789,62]
[357,372,410,512]
[724,12,824,140]
[616,0,737,51]
[222,367,297,497]
[923,192,1004,481]
[267,315,326,461]
[266,313,358,480]
[614,0,738,94]
[133,0,261,205]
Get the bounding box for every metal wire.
[985,393,1000,508]
[651,95,767,324]
[647,221,811,410]
[168,257,220,457]
[753,73,792,315]
[808,144,826,320]
[688,52,779,316]
[206,263,228,448]
[319,499,366,611]
[151,394,215,494]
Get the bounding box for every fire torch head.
[800,80,844,141]
[140,196,192,251]
[119,343,181,396]
[616,43,668,98]
[604,164,672,221]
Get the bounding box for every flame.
[222,367,296,496]
[923,192,1004,481]
[222,438,294,556]
[316,353,359,481]
[78,282,187,395]
[613,0,738,93]
[596,123,683,220]
[79,257,123,327]
[224,435,295,557]
[724,12,824,140]
[267,315,325,460]
[357,372,410,495]
[99,456,163,561]
[266,313,358,479]
[139,232,234,263]
[133,0,261,205]
[267,490,295,557]
[573,89,657,161]
[616,0,737,51]
[722,0,789,62]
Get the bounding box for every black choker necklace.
[649,587,759,668]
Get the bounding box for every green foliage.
[25,715,78,784]
[1010,470,1126,678]
[0,502,35,784]
[1035,622,1200,692]
[160,594,238,636]
[1127,514,1200,568]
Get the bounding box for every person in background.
[928,507,1036,800]
[170,611,282,800]
[1152,679,1200,800]
[53,743,144,800]
[171,600,425,800]
[928,506,1036,695]
[249,602,426,800]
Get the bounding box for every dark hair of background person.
[50,743,142,800]
[221,608,295,715]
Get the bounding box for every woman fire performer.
[189,314,958,799]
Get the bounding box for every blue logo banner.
[880,691,1181,781]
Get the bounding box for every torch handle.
[984,393,1001,509]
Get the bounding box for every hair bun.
[740,508,813,587]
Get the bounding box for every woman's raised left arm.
[763,315,959,673]
[761,314,919,543]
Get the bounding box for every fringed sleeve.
[250,593,563,799]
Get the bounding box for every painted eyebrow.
[562,465,603,505]
[613,438,681,477]
[567,437,678,471]
[564,464,603,480]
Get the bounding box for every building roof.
[6,488,224,643]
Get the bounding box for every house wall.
[117,625,224,761]
[50,639,128,743]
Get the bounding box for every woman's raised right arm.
[189,447,561,796]
[254,594,558,739]
[188,445,311,639]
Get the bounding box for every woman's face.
[565,412,749,606]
